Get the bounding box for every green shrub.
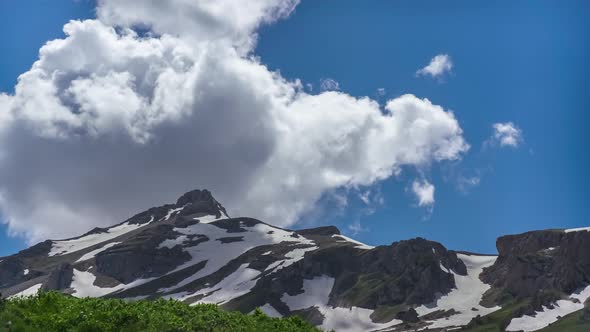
[0,291,321,332]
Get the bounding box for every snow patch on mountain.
[282,275,334,310]
[565,226,590,233]
[163,208,184,221]
[281,275,402,332]
[71,269,118,298]
[195,214,228,224]
[158,235,189,249]
[265,246,319,273]
[415,254,501,329]
[49,222,146,256]
[332,234,374,250]
[75,242,121,263]
[71,268,154,298]
[8,283,42,299]
[506,284,590,331]
[181,263,260,305]
[160,221,316,295]
[322,306,397,332]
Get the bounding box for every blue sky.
[0,0,588,256]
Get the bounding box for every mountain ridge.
[1,189,589,332]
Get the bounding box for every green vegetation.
[461,301,529,332]
[369,304,406,323]
[0,292,321,332]
[537,306,590,332]
[462,300,590,332]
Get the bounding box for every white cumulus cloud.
[0,0,469,243]
[416,54,453,79]
[412,180,435,207]
[491,122,523,147]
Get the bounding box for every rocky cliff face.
[481,229,590,307]
[1,189,589,332]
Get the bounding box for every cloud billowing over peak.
[0,0,468,243]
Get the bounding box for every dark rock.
[246,237,467,312]
[217,236,244,244]
[175,189,228,218]
[112,261,207,299]
[292,307,325,326]
[395,308,419,323]
[184,234,209,247]
[210,218,260,233]
[173,216,200,228]
[45,263,73,290]
[125,206,171,225]
[0,258,25,289]
[95,225,192,284]
[481,229,590,307]
[13,240,52,258]
[297,226,341,237]
[327,238,466,307]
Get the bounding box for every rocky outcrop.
[328,238,466,307]
[296,226,340,237]
[233,237,467,314]
[176,189,228,218]
[396,308,419,323]
[0,258,26,289]
[95,225,192,284]
[45,263,73,290]
[481,229,590,307]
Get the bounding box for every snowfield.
[182,263,260,305]
[8,283,43,299]
[160,220,316,297]
[506,284,590,331]
[49,221,148,256]
[281,275,403,332]
[332,234,375,250]
[71,268,154,298]
[415,254,501,330]
[565,226,590,233]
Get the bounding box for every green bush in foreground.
[0,291,322,332]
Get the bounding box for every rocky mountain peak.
[175,189,229,219]
[176,189,214,206]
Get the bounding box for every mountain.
[1,189,589,332]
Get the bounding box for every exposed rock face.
[325,238,466,308]
[45,263,74,290]
[220,236,467,324]
[0,258,26,289]
[396,308,419,323]
[481,229,590,306]
[176,189,228,218]
[95,225,192,284]
[295,226,340,237]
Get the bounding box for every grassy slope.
[461,301,529,332]
[0,292,322,332]
[536,309,590,332]
[461,301,590,332]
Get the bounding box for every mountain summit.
[1,190,589,331]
